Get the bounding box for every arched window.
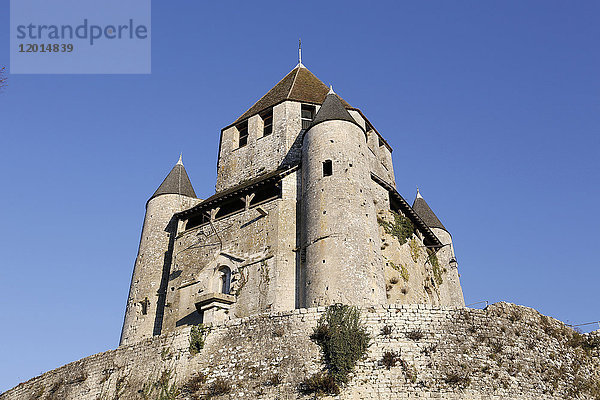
[218,266,231,294]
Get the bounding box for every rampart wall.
[3,302,598,400]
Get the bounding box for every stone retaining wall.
[2,302,598,400]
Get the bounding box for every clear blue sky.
[0,0,599,393]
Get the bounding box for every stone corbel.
[245,193,256,210]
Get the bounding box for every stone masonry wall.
[163,173,299,332]
[216,102,302,192]
[3,302,598,400]
[378,209,465,307]
[216,102,396,194]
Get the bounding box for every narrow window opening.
[218,267,231,294]
[237,121,248,148]
[322,160,333,177]
[261,109,273,136]
[140,297,149,315]
[301,104,316,130]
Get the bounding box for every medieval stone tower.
[120,62,465,346]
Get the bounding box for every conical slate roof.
[308,90,358,130]
[150,157,197,200]
[235,64,351,123]
[412,190,447,231]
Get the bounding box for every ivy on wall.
[389,259,409,282]
[378,211,414,246]
[427,249,445,285]
[409,238,422,263]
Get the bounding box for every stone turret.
[412,189,465,306]
[120,156,200,346]
[300,89,386,307]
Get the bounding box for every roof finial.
[298,38,303,67]
[177,153,183,165]
[328,85,335,95]
[416,187,423,199]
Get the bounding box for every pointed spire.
[150,157,197,201]
[307,90,358,130]
[412,190,447,231]
[298,38,303,67]
[328,85,335,95]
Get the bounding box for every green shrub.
[381,350,401,369]
[29,385,44,400]
[380,325,393,336]
[587,334,600,351]
[567,331,600,354]
[46,380,64,400]
[380,351,417,382]
[299,372,340,395]
[115,376,127,399]
[508,310,522,322]
[189,324,210,355]
[406,329,424,341]
[311,304,371,385]
[207,378,231,397]
[141,369,180,400]
[264,373,283,386]
[539,315,570,339]
[182,373,206,395]
[272,326,285,337]
[421,344,437,356]
[444,369,471,387]
[160,347,172,361]
[400,359,418,383]
[489,339,504,355]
